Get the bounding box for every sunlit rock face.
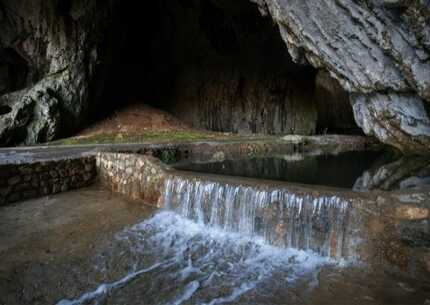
[252,0,430,153]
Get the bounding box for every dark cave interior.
[100,0,359,136]
[0,48,28,97]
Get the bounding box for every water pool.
[172,150,393,189]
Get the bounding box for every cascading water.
[56,175,359,305]
[163,175,359,260]
[56,212,333,305]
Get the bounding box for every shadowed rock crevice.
[315,70,358,134]
[0,48,28,96]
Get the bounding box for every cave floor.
[0,186,157,305]
[54,103,242,146]
[48,103,365,146]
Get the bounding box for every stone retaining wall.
[96,153,167,207]
[0,157,96,205]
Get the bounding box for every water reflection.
[354,156,430,191]
[172,150,430,191]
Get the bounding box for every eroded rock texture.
[315,70,357,134]
[106,0,319,136]
[0,0,114,145]
[252,0,430,153]
[352,93,430,154]
[0,0,429,153]
[169,1,318,135]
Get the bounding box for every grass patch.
[50,131,233,146]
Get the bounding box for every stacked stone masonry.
[96,153,167,207]
[0,157,96,205]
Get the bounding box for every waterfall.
[163,175,359,259]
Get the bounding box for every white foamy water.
[163,175,358,259]
[56,212,334,305]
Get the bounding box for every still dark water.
[173,151,389,189]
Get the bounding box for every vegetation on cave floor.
[52,130,244,145]
[47,103,370,146]
[50,103,271,145]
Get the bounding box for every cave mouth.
[99,0,359,136]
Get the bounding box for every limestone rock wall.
[315,70,357,134]
[116,0,319,136]
[352,93,430,154]
[173,65,318,135]
[251,0,430,153]
[0,0,115,145]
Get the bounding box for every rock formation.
[315,70,357,134]
[0,0,115,145]
[252,0,430,153]
[0,0,429,154]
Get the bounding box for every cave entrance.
[100,0,359,136]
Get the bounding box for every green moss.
[159,150,178,164]
[50,131,230,146]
